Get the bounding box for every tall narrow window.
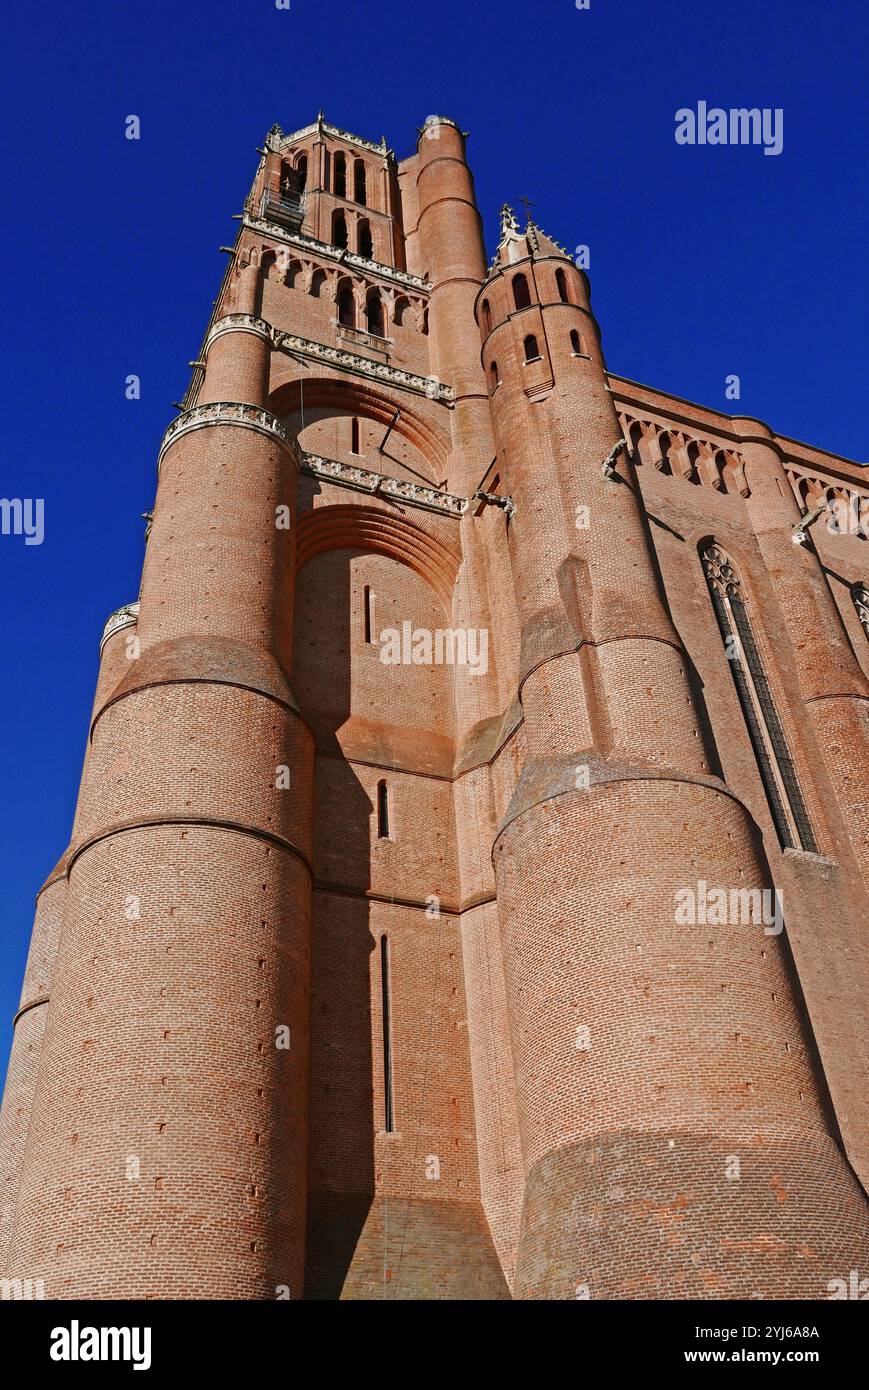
[481,299,492,333]
[853,583,869,641]
[337,279,355,328]
[357,219,373,259]
[701,542,818,852]
[333,152,346,198]
[332,210,348,249]
[524,334,540,362]
[556,267,569,303]
[363,583,375,641]
[377,779,390,839]
[489,360,499,391]
[570,328,581,354]
[366,289,385,337]
[296,155,308,193]
[380,935,394,1132]
[354,159,367,205]
[351,416,361,454]
[512,274,531,310]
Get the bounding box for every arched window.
[296,155,308,193]
[337,278,355,328]
[333,151,347,198]
[853,583,869,641]
[523,334,540,363]
[701,542,818,852]
[481,299,492,333]
[555,268,570,303]
[310,268,327,299]
[351,417,361,455]
[512,274,531,310]
[366,289,385,337]
[354,159,367,205]
[489,361,499,391]
[279,162,297,199]
[570,329,581,354]
[332,210,348,250]
[357,220,373,259]
[393,296,409,326]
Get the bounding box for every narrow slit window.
[351,416,361,454]
[489,360,499,391]
[556,267,570,303]
[524,334,540,363]
[570,329,581,354]
[380,935,394,1132]
[364,584,375,643]
[702,542,818,852]
[377,779,390,839]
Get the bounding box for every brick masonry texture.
[1,113,868,1300]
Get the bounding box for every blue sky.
[0,0,866,1075]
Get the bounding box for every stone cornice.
[276,118,395,161]
[205,314,272,353]
[242,214,431,293]
[157,401,301,472]
[100,602,140,651]
[302,452,467,517]
[269,329,454,405]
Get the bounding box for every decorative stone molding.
[158,401,300,471]
[277,118,394,161]
[853,584,869,640]
[269,329,454,404]
[100,602,140,652]
[242,215,430,292]
[205,313,272,353]
[302,452,468,517]
[303,454,381,494]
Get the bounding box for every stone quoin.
[1,112,868,1301]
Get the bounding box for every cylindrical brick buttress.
[6,295,315,1298]
[481,233,869,1298]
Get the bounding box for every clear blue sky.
[1,0,866,1076]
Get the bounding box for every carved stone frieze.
[302,452,467,517]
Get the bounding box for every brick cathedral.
[2,113,868,1301]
